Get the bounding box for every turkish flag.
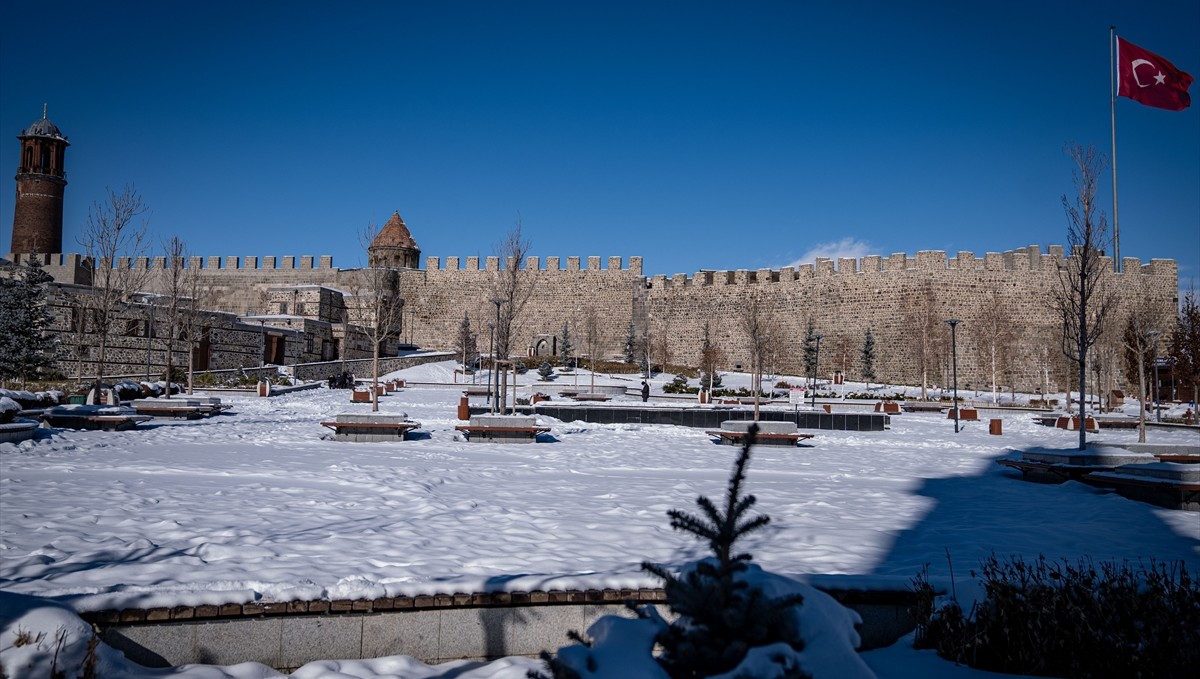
[1117,37,1193,111]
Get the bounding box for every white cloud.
[786,237,875,269]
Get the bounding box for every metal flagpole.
[1110,25,1121,272]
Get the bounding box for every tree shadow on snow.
[867,450,1200,581]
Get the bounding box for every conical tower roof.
[371,211,419,250]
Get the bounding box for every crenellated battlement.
[423,255,643,275]
[104,254,338,270]
[4,253,343,271]
[646,245,1175,289]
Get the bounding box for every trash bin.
[989,418,1002,435]
[457,395,470,420]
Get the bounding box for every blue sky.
[1,1,1196,289]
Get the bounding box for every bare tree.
[350,224,407,412]
[178,261,216,395]
[490,220,537,411]
[491,220,537,363]
[1122,282,1171,441]
[973,287,1017,403]
[583,306,601,394]
[1170,289,1200,422]
[740,293,770,420]
[1051,143,1117,449]
[907,282,941,400]
[152,236,192,398]
[77,185,150,396]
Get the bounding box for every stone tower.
[10,107,69,255]
[368,211,421,268]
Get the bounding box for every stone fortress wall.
[13,243,1176,392]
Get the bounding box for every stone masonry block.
[436,607,509,661]
[103,624,195,668]
[281,615,363,668]
[388,610,441,660]
[506,605,585,657]
[195,618,281,667]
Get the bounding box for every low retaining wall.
[478,404,891,431]
[291,353,453,382]
[88,585,919,671]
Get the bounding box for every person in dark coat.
[641,380,650,402]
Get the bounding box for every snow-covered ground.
[2,361,1197,678]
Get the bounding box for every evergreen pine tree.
[456,312,476,369]
[860,327,877,389]
[802,318,818,384]
[533,427,812,679]
[0,260,60,385]
[699,322,723,389]
[641,425,809,679]
[624,322,637,363]
[538,359,555,381]
[559,321,574,368]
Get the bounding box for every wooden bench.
[874,401,901,414]
[572,394,611,402]
[455,424,551,442]
[455,415,549,443]
[996,446,1158,484]
[320,415,421,442]
[902,402,946,413]
[132,399,221,420]
[995,458,1118,483]
[1085,465,1200,511]
[707,420,814,447]
[706,429,815,446]
[40,405,152,432]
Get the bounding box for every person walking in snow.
[641,380,650,402]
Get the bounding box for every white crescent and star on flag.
[1130,58,1168,88]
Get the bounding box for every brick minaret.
[10,106,69,255]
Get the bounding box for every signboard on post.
[789,388,804,408]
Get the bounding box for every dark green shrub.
[912,555,1199,678]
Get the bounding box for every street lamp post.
[259,319,266,380]
[144,295,158,382]
[491,298,503,413]
[946,319,961,432]
[811,333,823,409]
[487,322,495,413]
[1149,330,1162,422]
